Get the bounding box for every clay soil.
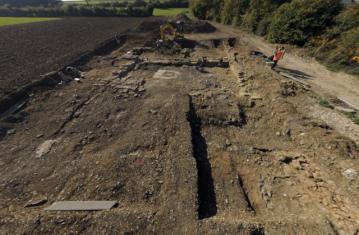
[1,19,359,235]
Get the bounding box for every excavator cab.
[160,22,184,42]
[157,22,185,54]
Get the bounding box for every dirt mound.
[174,13,192,23]
[134,20,164,33]
[185,21,216,33]
[173,14,217,33]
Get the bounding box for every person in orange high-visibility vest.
[271,46,286,69]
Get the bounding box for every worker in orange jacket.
[271,46,286,69]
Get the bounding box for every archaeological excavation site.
[1,16,359,235]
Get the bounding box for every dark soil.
[174,13,217,33]
[0,17,149,99]
[186,21,216,34]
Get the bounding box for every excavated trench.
[188,97,217,220]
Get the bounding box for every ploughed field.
[0,17,148,100]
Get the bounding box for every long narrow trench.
[187,96,217,220]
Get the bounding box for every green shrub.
[342,111,359,126]
[325,28,359,72]
[319,99,334,109]
[310,5,359,74]
[267,0,343,46]
[190,0,222,21]
[255,15,271,36]
[240,0,288,34]
[189,0,209,19]
[221,0,238,25]
[335,4,359,32]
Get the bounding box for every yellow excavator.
[156,22,185,54]
[160,22,184,42]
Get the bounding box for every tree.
[241,0,289,34]
[190,0,222,20]
[311,4,359,74]
[267,0,343,45]
[221,0,239,24]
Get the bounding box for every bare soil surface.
[0,17,151,99]
[1,19,359,235]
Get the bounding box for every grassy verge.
[342,111,359,125]
[153,8,189,17]
[319,99,359,126]
[319,99,334,109]
[0,17,59,27]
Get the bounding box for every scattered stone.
[276,131,281,136]
[25,198,48,208]
[138,87,146,92]
[342,168,357,180]
[65,107,73,113]
[334,106,356,114]
[149,109,158,115]
[312,172,321,179]
[250,147,273,153]
[251,94,263,100]
[36,139,58,158]
[278,156,293,164]
[6,129,16,135]
[144,191,153,199]
[259,179,272,207]
[36,134,44,138]
[282,128,291,137]
[294,161,305,170]
[227,145,239,152]
[225,139,232,147]
[65,66,81,78]
[73,110,82,118]
[181,48,191,58]
[280,81,299,97]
